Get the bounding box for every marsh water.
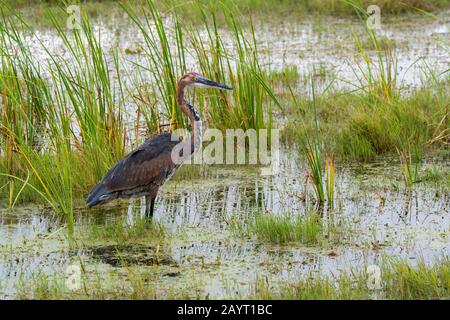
[19,9,450,96]
[0,9,449,298]
[0,148,448,298]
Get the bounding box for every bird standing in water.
[86,72,233,217]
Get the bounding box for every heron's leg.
[145,195,156,218]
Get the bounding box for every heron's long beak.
[193,76,233,90]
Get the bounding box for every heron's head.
[179,72,233,91]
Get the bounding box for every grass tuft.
[230,212,323,245]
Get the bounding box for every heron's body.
[86,133,183,214]
[86,72,232,217]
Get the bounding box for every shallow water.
[14,9,450,97]
[0,149,448,298]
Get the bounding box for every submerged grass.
[12,263,210,299]
[88,217,166,245]
[10,256,450,299]
[13,267,159,299]
[250,258,450,300]
[10,256,449,299]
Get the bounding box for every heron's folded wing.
[100,133,180,193]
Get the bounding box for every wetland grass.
[398,146,421,187]
[250,258,450,300]
[123,0,281,132]
[11,257,449,299]
[267,65,300,86]
[383,258,450,299]
[5,0,450,28]
[359,35,397,51]
[340,1,448,158]
[229,212,325,245]
[304,143,325,205]
[292,76,336,207]
[13,267,160,299]
[252,213,323,245]
[333,83,449,159]
[281,2,449,161]
[0,8,127,227]
[421,165,448,184]
[0,0,448,303]
[12,263,211,299]
[88,216,166,245]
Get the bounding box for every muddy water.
[0,149,448,299]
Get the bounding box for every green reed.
[122,0,280,133]
[397,145,421,187]
[0,6,128,227]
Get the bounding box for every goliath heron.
[86,72,233,217]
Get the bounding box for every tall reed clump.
[0,10,73,219]
[190,7,281,131]
[0,7,128,230]
[303,143,335,207]
[351,32,398,102]
[122,0,188,131]
[304,142,325,204]
[293,77,335,207]
[122,0,281,133]
[45,13,127,183]
[397,145,421,187]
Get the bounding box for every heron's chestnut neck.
[176,80,201,124]
[176,79,203,154]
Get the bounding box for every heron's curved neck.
[176,82,202,153]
